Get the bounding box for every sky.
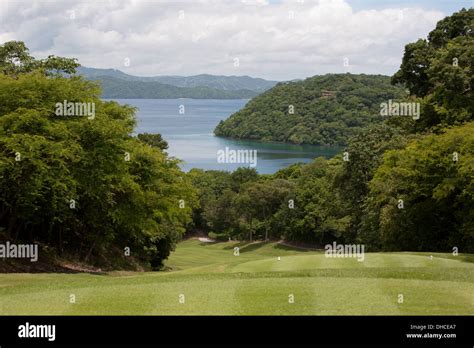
[0,0,472,81]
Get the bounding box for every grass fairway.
[0,239,473,315]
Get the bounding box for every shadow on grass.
[198,241,218,247]
[221,240,318,253]
[404,251,474,263]
[273,243,313,252]
[460,255,474,263]
[221,241,268,253]
[239,242,269,253]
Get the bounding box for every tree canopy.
[392,8,473,130]
[0,41,196,270]
[0,41,79,77]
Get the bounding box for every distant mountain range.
[76,67,278,99]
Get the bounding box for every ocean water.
[110,99,342,174]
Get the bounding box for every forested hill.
[214,74,407,145]
[77,67,278,99]
[78,67,278,91]
[97,76,258,99]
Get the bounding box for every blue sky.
[268,0,472,15]
[346,0,472,14]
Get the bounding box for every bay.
[109,99,343,174]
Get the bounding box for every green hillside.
[214,74,407,145]
[76,67,278,98]
[96,76,258,99]
[78,67,278,92]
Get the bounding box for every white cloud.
[0,0,445,80]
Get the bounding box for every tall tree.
[0,44,195,269]
[363,122,474,252]
[0,40,79,77]
[392,8,473,129]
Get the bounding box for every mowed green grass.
[0,239,473,315]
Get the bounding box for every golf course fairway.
[0,239,473,315]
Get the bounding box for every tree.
[137,133,169,150]
[273,157,350,244]
[392,8,473,129]
[336,123,410,242]
[363,122,474,252]
[0,41,79,77]
[230,167,259,191]
[203,189,238,236]
[233,189,255,241]
[187,169,233,231]
[240,179,294,240]
[425,35,474,126]
[391,39,434,96]
[0,45,195,270]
